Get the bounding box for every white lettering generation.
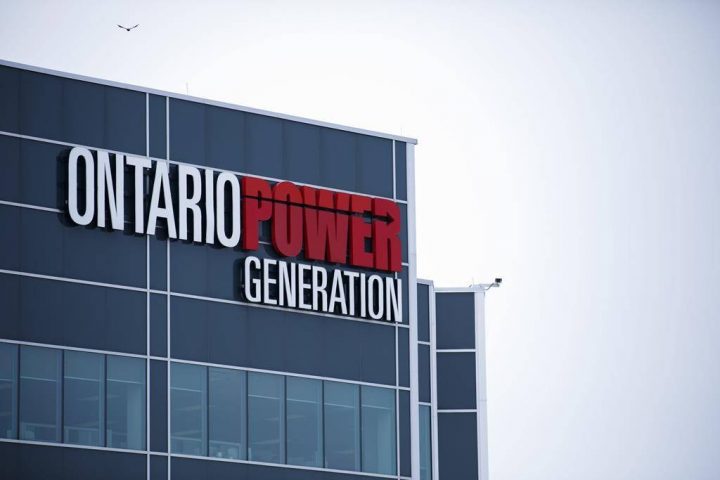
[242,256,402,322]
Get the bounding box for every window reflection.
[420,405,432,480]
[0,343,18,439]
[107,355,146,450]
[171,363,207,455]
[286,377,322,467]
[361,386,397,475]
[209,367,246,459]
[248,372,285,463]
[19,346,61,442]
[324,381,360,471]
[64,351,104,446]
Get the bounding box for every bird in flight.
[117,24,139,32]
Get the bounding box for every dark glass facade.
[0,61,488,480]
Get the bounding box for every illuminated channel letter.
[178,165,203,242]
[216,172,241,248]
[96,151,124,231]
[68,147,95,226]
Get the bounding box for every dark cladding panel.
[101,84,146,155]
[399,203,408,263]
[438,412,479,480]
[169,240,240,301]
[417,282,430,342]
[150,236,167,291]
[321,128,356,192]
[169,98,206,165]
[398,327,409,388]
[419,343,431,403]
[149,94,167,159]
[0,442,146,480]
[0,204,146,288]
[244,113,283,178]
[18,69,145,156]
[172,456,383,480]
[150,455,168,480]
[399,389,411,477]
[436,292,476,349]
[171,296,396,386]
[437,352,476,410]
[19,70,63,142]
[394,141,407,201]
[150,360,168,452]
[0,273,145,355]
[0,136,70,210]
[61,79,105,148]
[150,293,168,357]
[0,65,20,133]
[285,121,321,185]
[357,135,393,198]
[206,104,244,171]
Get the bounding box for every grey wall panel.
[149,94,167,159]
[394,141,407,201]
[0,204,146,288]
[436,292,475,349]
[0,65,20,133]
[438,412,479,480]
[171,456,385,480]
[0,442,145,480]
[437,353,476,410]
[357,135,393,198]
[151,454,168,480]
[417,283,430,342]
[398,326,410,388]
[285,121,321,185]
[17,69,145,155]
[150,359,168,452]
[0,273,145,355]
[245,113,283,178]
[419,344,431,403]
[399,389,411,477]
[0,136,70,210]
[150,293,168,357]
[150,236,167,291]
[171,296,396,386]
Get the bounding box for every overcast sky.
[1,1,719,478]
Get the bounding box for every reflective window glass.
[107,355,146,450]
[19,346,61,442]
[0,342,18,439]
[209,367,246,460]
[248,372,285,464]
[286,377,322,467]
[361,386,397,475]
[420,405,432,480]
[171,363,207,455]
[324,381,360,471]
[64,350,104,446]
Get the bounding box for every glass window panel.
[171,362,207,455]
[209,367,246,460]
[107,355,146,450]
[420,405,432,480]
[361,386,397,475]
[286,377,322,467]
[19,346,61,442]
[248,372,285,464]
[64,350,104,446]
[324,381,360,471]
[0,343,18,439]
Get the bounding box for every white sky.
[1,1,719,478]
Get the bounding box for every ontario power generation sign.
[65,147,403,322]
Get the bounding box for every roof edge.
[0,58,418,145]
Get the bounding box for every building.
[0,60,489,480]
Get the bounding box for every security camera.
[494,278,502,285]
